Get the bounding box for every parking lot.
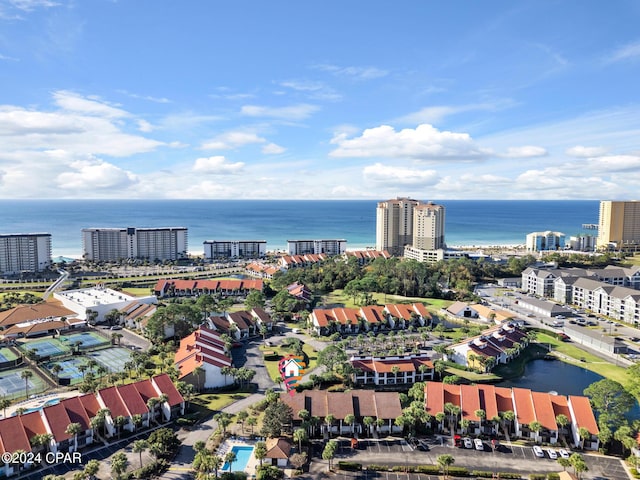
[321,437,630,480]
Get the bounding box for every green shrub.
[134,459,169,479]
[338,461,362,471]
[547,474,560,480]
[472,471,495,478]
[365,464,390,471]
[529,475,546,480]
[415,465,441,474]
[447,466,469,476]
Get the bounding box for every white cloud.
[279,80,342,101]
[261,143,286,154]
[240,103,319,120]
[202,131,266,150]
[137,120,153,133]
[330,124,489,161]
[398,100,515,125]
[117,90,171,104]
[7,0,59,10]
[586,155,640,172]
[363,163,440,186]
[606,40,640,63]
[500,146,547,158]
[0,53,18,61]
[56,158,138,190]
[53,91,128,118]
[565,145,608,158]
[192,156,245,174]
[313,64,388,80]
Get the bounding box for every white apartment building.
[375,197,421,255]
[0,233,52,275]
[525,231,565,252]
[203,240,266,259]
[597,200,640,251]
[287,239,346,256]
[82,227,188,262]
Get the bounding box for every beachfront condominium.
[597,200,640,251]
[82,227,188,262]
[203,240,267,259]
[412,202,446,250]
[376,197,422,255]
[525,231,566,252]
[287,239,347,256]
[0,233,51,275]
[376,198,445,256]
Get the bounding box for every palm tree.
[237,410,249,432]
[224,451,237,473]
[529,421,543,442]
[444,402,461,441]
[578,427,590,449]
[363,416,374,437]
[343,413,356,435]
[437,454,455,479]
[211,455,223,478]
[254,441,267,467]
[293,428,307,452]
[78,364,88,382]
[325,414,335,437]
[114,415,127,438]
[501,410,515,436]
[65,422,82,452]
[474,409,486,434]
[51,363,62,384]
[147,397,160,423]
[110,451,128,479]
[193,366,205,391]
[247,416,258,435]
[556,413,570,438]
[0,397,11,418]
[20,370,33,399]
[133,439,148,469]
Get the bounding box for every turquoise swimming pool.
[17,397,61,415]
[222,445,254,472]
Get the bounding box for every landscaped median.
[260,339,317,382]
[338,462,530,478]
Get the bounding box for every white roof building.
[54,286,157,322]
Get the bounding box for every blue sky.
[1,0,640,200]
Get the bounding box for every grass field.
[191,391,251,413]
[322,289,452,312]
[260,342,318,382]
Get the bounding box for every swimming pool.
[16,397,61,415]
[221,445,254,472]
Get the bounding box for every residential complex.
[522,265,640,324]
[203,240,266,259]
[350,352,434,386]
[375,197,422,255]
[174,327,233,389]
[413,202,446,250]
[597,200,640,251]
[0,233,51,275]
[525,231,565,252]
[54,286,157,322]
[81,227,188,262]
[286,239,346,256]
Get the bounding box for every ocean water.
[0,199,600,257]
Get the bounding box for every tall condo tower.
[82,227,188,262]
[413,202,446,250]
[597,200,640,251]
[0,233,52,275]
[376,197,422,255]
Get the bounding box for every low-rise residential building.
[279,253,328,269]
[343,250,391,264]
[446,322,530,372]
[245,262,281,279]
[310,303,431,335]
[350,353,434,386]
[423,381,598,449]
[280,390,403,437]
[265,438,292,468]
[54,287,156,323]
[118,301,158,330]
[153,278,263,298]
[174,327,233,389]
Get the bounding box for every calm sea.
[0,199,599,257]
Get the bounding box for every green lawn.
[120,287,154,296]
[191,391,251,413]
[322,289,452,312]
[443,366,501,383]
[260,342,318,382]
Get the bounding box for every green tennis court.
[59,331,110,350]
[17,338,70,358]
[0,368,46,399]
[86,347,132,373]
[44,358,95,385]
[0,347,18,363]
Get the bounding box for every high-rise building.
[375,197,422,255]
[203,240,267,259]
[597,201,640,251]
[413,202,446,250]
[287,239,347,256]
[525,231,566,252]
[0,233,52,275]
[82,227,188,262]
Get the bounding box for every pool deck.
[0,389,82,419]
[218,439,259,476]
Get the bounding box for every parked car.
[547,449,558,459]
[463,437,473,449]
[558,449,570,459]
[532,445,544,458]
[110,325,123,330]
[474,439,484,451]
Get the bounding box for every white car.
[558,449,570,459]
[532,445,544,458]
[474,439,484,451]
[546,449,558,459]
[463,437,473,449]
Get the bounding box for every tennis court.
[0,368,46,399]
[86,347,132,373]
[44,358,94,385]
[17,338,70,358]
[59,331,109,350]
[0,347,18,363]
